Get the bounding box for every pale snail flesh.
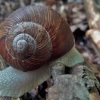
[0,5,84,98]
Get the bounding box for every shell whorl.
[0,5,74,71]
[1,21,52,71]
[12,34,36,54]
[6,22,37,60]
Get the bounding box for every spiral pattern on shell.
[6,22,52,61]
[6,22,38,60]
[0,5,74,71]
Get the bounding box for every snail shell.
[0,5,74,71]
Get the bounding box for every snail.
[0,5,84,98]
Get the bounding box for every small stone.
[47,75,89,100]
[51,63,65,83]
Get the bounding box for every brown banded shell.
[0,5,74,71]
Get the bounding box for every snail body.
[0,5,84,98]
